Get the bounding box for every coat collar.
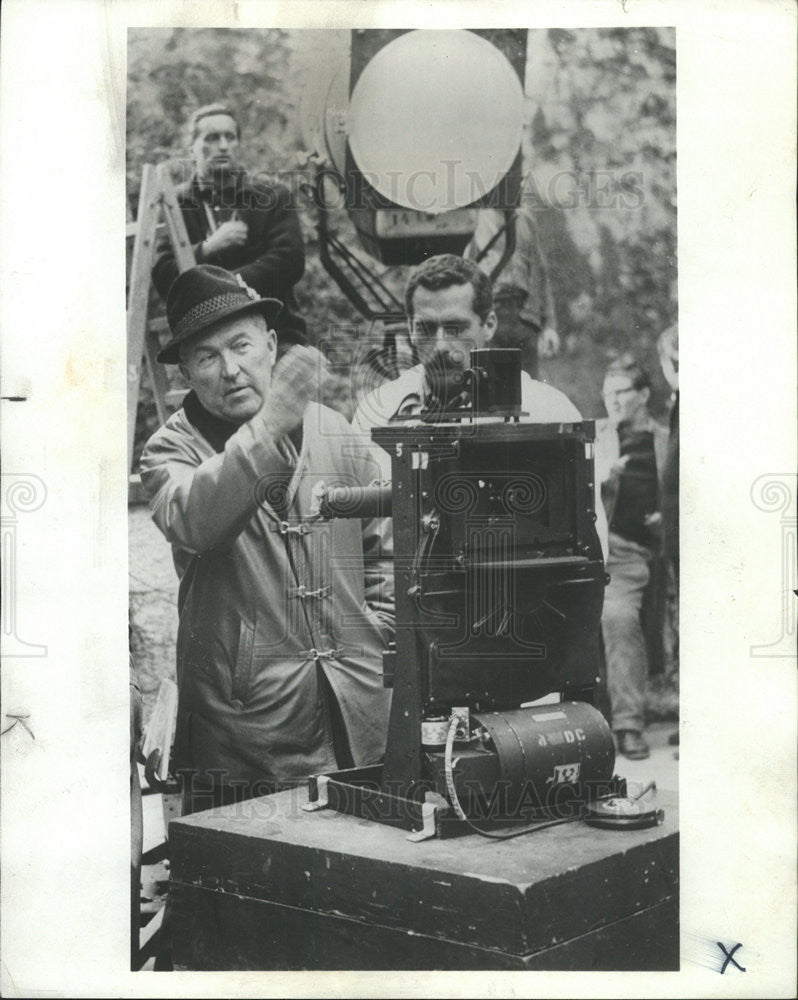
[182,389,238,453]
[188,168,248,202]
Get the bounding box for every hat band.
[173,291,259,339]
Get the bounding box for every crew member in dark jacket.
[595,358,668,761]
[152,103,307,343]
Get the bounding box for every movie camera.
[306,349,632,840]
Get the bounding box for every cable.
[443,716,467,820]
[630,779,656,801]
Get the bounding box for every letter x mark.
[717,941,745,974]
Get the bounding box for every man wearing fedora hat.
[140,265,393,814]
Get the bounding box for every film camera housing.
[306,349,621,839]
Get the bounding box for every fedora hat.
[158,265,284,364]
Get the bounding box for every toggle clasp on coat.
[289,584,332,600]
[300,647,343,663]
[274,520,312,536]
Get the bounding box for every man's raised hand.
[262,345,328,439]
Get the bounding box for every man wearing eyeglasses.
[595,359,669,760]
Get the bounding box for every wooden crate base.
[168,785,678,971]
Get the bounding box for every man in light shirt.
[351,253,608,559]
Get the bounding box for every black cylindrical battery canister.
[453,702,616,819]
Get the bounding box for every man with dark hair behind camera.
[351,253,608,558]
[151,102,307,345]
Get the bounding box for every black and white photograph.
[126,25,681,972]
[0,0,795,996]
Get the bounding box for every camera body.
[308,349,618,836]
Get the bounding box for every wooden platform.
[168,786,678,971]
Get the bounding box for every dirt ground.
[129,503,178,724]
